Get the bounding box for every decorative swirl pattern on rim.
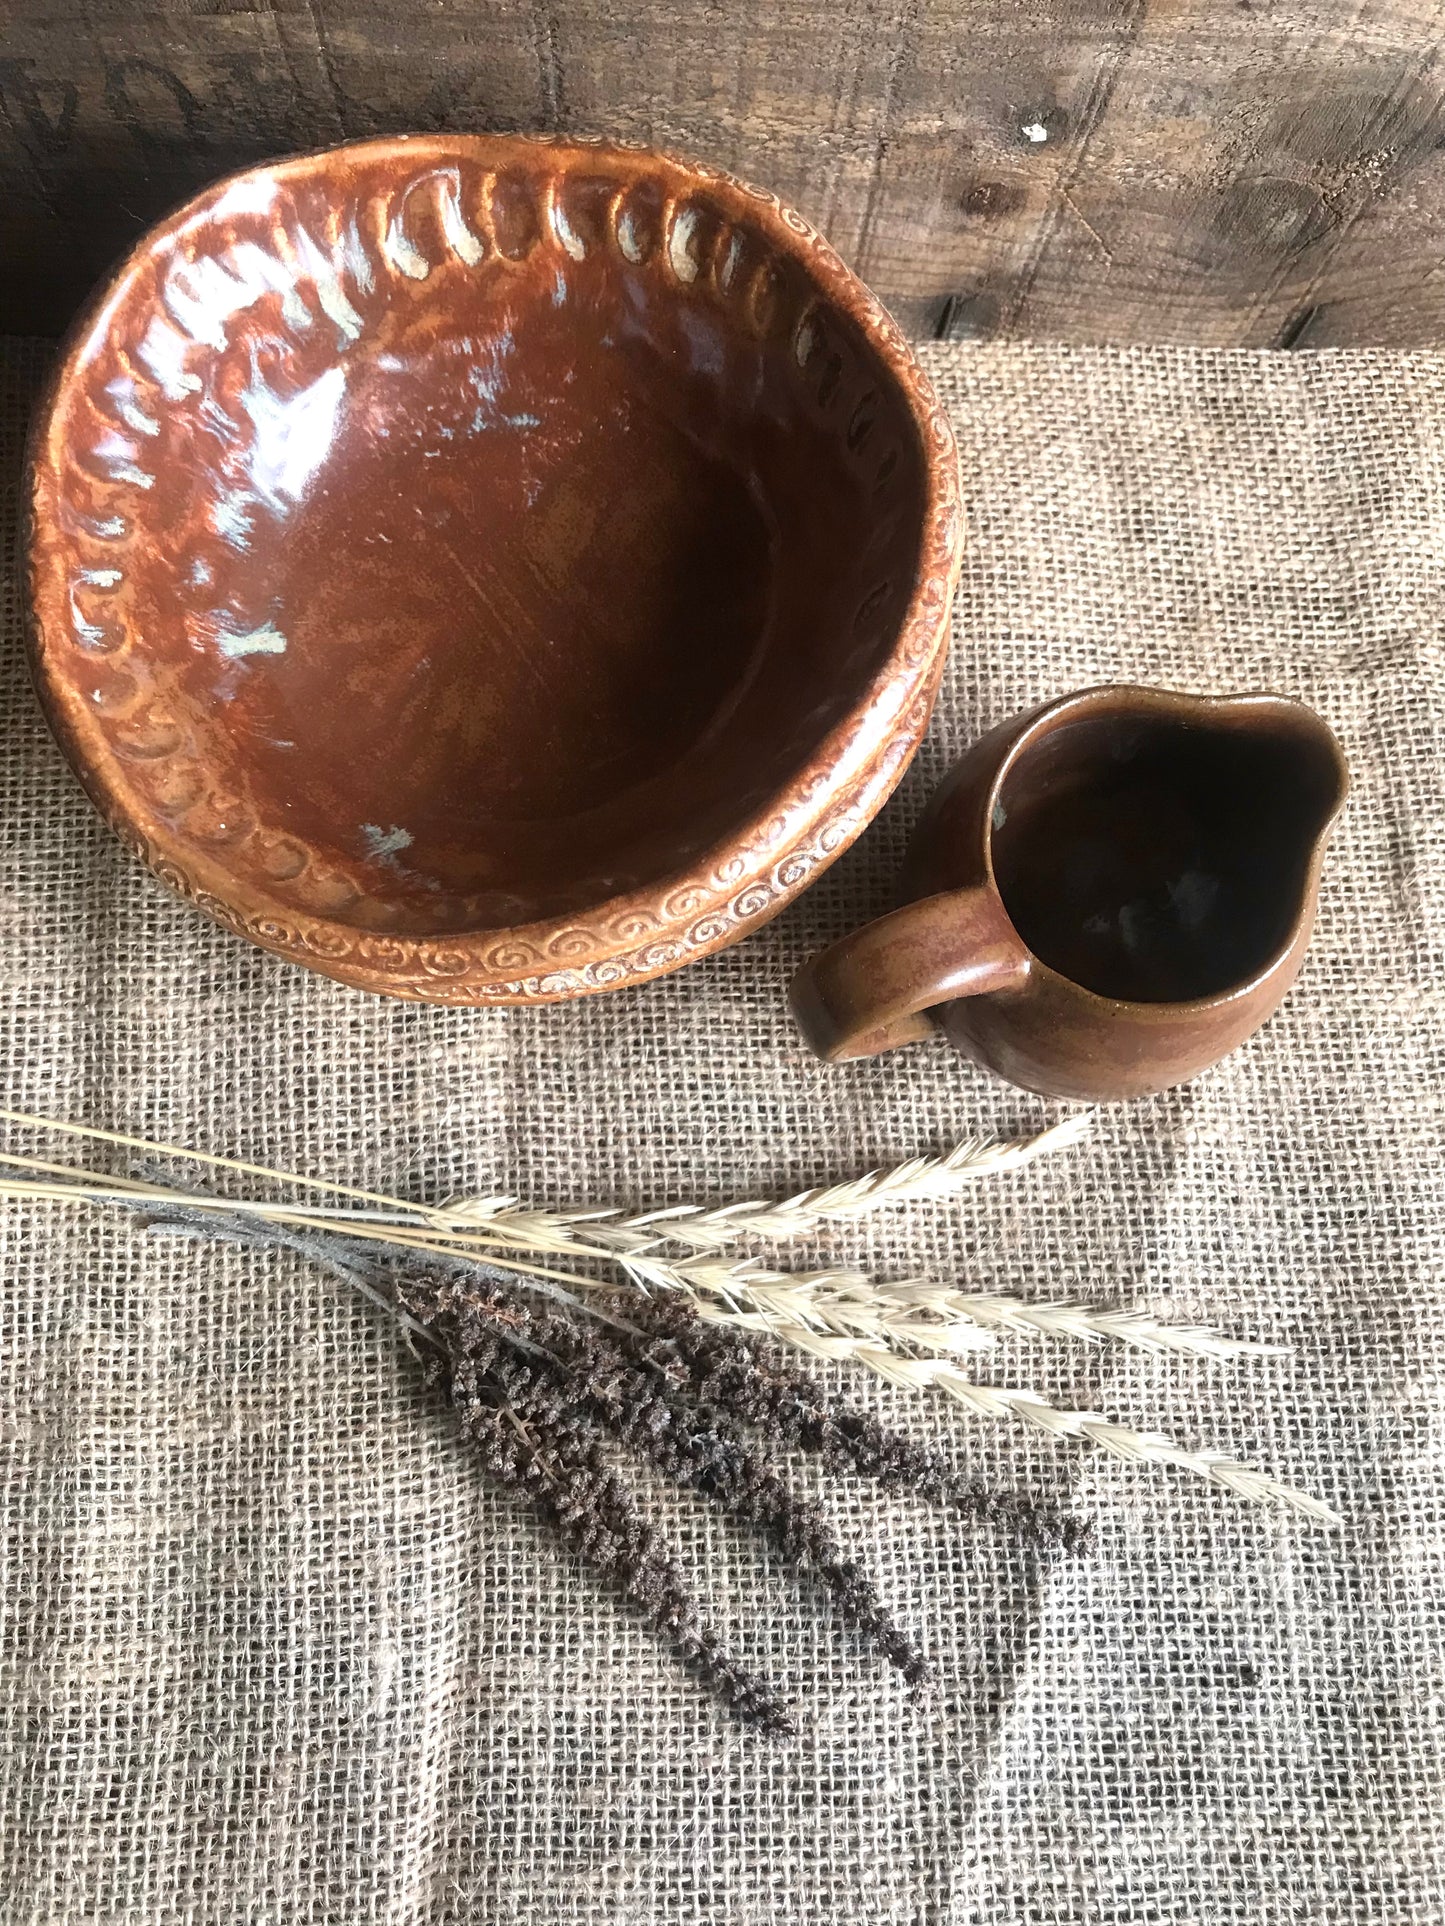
[28,133,963,1006]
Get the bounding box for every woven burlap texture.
[2,338,1442,1925]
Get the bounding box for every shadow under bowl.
[27,134,961,1002]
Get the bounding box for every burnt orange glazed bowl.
[27,134,962,1004]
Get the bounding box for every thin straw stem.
[0,1105,414,1213]
[0,1171,599,1294]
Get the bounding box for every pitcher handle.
[789,887,1032,1062]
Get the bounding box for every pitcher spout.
[1214,689,1349,895]
[1153,689,1348,993]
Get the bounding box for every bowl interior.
[37,144,931,936]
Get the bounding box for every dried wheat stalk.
[728,1346,1340,1526]
[623,1256,1283,1364]
[934,1291,1289,1358]
[436,1113,1092,1252]
[0,1106,1337,1525]
[631,1263,1334,1523]
[625,1258,993,1357]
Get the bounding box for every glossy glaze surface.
[792,687,1349,1100]
[28,135,963,1001]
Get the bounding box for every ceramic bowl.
[27,134,962,1003]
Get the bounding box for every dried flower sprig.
[446,1354,796,1732]
[145,1199,1089,1726]
[616,1291,1094,1554]
[407,1267,932,1686]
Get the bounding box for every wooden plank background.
[4,0,1445,342]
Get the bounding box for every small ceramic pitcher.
[790,686,1348,1100]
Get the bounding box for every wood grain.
[4,0,1445,342]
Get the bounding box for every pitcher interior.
[989,705,1344,1003]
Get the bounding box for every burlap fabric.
[2,336,1442,1924]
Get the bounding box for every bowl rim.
[27,130,964,1004]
